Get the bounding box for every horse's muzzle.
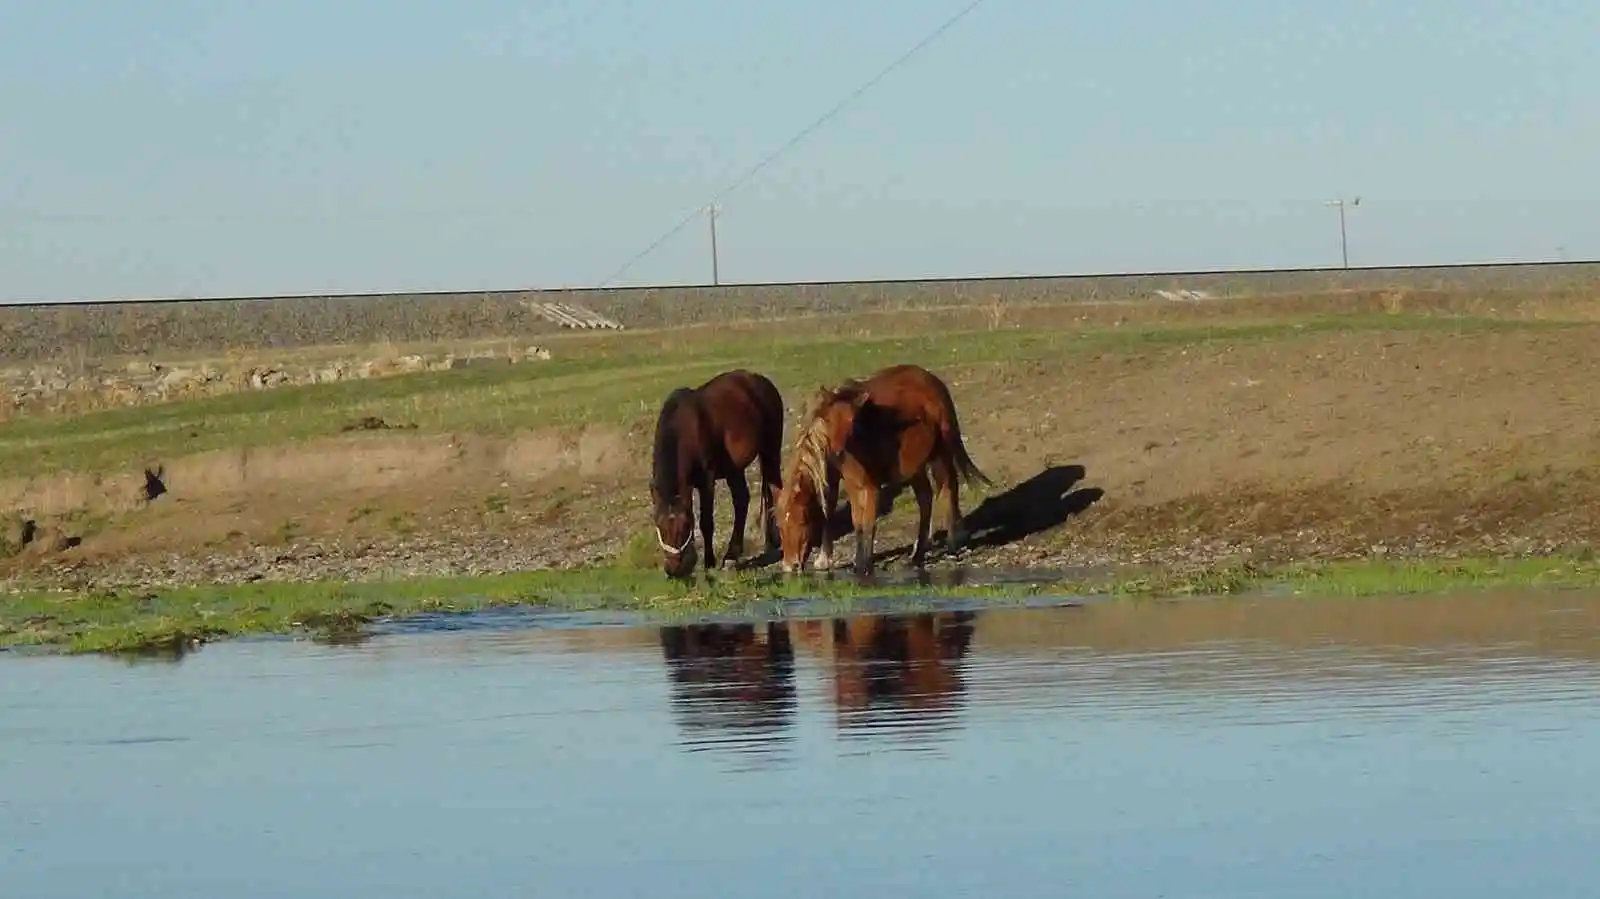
[661,547,698,579]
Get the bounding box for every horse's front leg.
[849,479,880,577]
[816,466,841,571]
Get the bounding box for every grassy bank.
[6,554,1600,656]
[0,308,1566,479]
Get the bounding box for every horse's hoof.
[720,557,739,570]
[813,552,833,571]
[947,529,970,554]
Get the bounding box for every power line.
[593,0,997,289]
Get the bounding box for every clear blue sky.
[1,0,1594,302]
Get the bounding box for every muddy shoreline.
[6,494,1586,596]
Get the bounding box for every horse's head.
[776,474,822,573]
[778,401,845,574]
[650,486,698,579]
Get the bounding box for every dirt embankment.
[6,261,1599,362]
[5,319,1600,591]
[2,343,552,420]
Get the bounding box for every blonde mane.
[784,409,834,498]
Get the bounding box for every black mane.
[652,387,696,512]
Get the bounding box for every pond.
[5,589,1600,897]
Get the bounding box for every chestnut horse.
[824,612,975,722]
[650,369,785,578]
[777,363,991,576]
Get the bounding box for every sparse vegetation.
[1106,556,1600,598]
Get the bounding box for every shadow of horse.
[850,463,1102,569]
[954,463,1104,550]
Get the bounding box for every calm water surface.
[6,590,1600,898]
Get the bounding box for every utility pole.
[706,204,721,285]
[1324,194,1360,268]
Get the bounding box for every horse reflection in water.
[794,611,977,741]
[657,622,798,758]
[656,612,978,757]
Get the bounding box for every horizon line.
[4,257,1596,310]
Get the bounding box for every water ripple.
[7,591,1600,897]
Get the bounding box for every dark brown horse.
[657,622,796,749]
[776,363,990,576]
[650,369,785,578]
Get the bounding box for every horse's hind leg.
[909,470,935,569]
[758,439,783,551]
[724,470,750,568]
[935,452,968,554]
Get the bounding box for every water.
[6,589,1600,897]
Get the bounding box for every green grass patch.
[5,553,1600,657]
[1106,554,1600,599]
[0,311,1565,479]
[0,564,1039,656]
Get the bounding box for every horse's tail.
[937,382,993,489]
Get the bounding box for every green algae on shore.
[5,554,1600,656]
[0,565,1041,655]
